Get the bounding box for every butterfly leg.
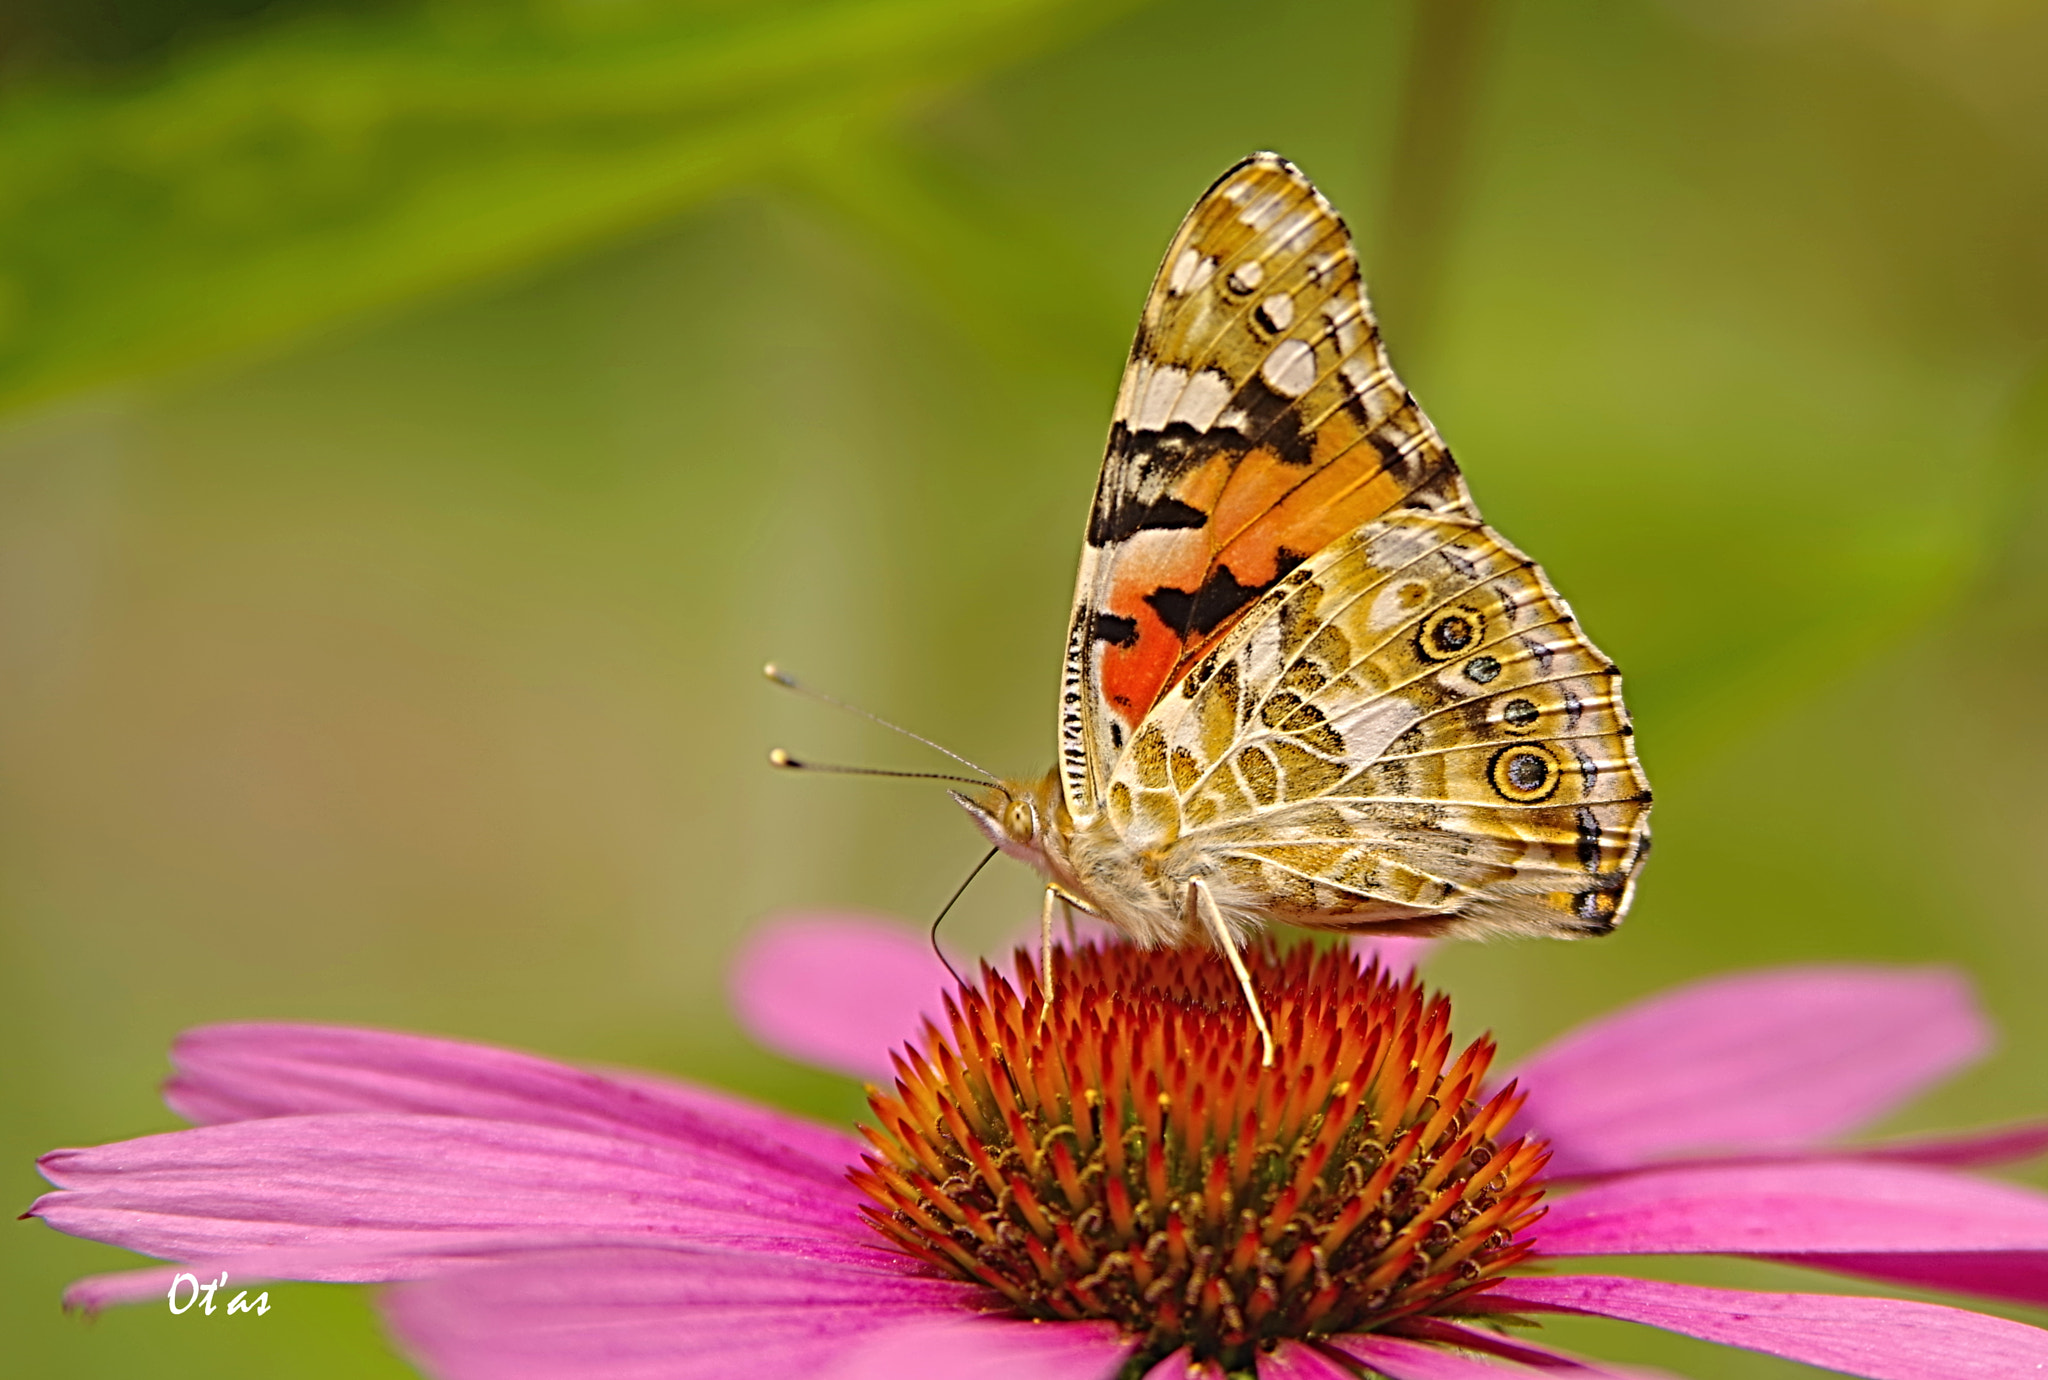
[1038,885,1060,1024]
[1187,878,1275,1067]
[1036,887,1099,1024]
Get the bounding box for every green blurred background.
[4,0,2047,1375]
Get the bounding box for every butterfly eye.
[1417,607,1486,662]
[1489,745,1561,803]
[1006,800,1036,839]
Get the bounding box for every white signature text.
[166,1272,270,1316]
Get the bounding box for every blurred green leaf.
[787,131,1130,378]
[0,0,413,78]
[0,0,1147,414]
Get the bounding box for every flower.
[857,943,1545,1360]
[21,919,2048,1380]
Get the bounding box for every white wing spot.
[1257,293,1295,332]
[1169,249,1217,296]
[1341,357,1393,406]
[1240,193,1286,231]
[1260,338,1316,398]
[1367,523,1438,571]
[1134,363,1190,432]
[1323,297,1368,354]
[1113,356,1149,422]
[1168,368,1233,432]
[1228,259,1265,293]
[1330,697,1424,766]
[1269,212,1317,254]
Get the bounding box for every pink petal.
[1138,1348,1202,1380]
[384,1245,974,1380]
[1550,1119,2048,1185]
[1762,1251,2048,1310]
[825,1314,1129,1380]
[30,1111,877,1284]
[1489,1274,2048,1379]
[166,1021,862,1173]
[1257,1342,1363,1380]
[1510,966,1988,1175]
[1334,1326,1675,1378]
[1536,1161,2048,1259]
[1140,1350,1236,1380]
[1326,1335,1531,1377]
[1352,935,1434,977]
[1388,1318,1681,1377]
[54,1240,580,1311]
[730,913,954,1081]
[1845,1120,2048,1171]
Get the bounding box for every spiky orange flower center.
[852,942,1548,1369]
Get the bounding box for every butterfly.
[951,154,1652,1061]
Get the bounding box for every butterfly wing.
[1105,475,1653,934]
[1067,154,1650,933]
[1060,154,1447,822]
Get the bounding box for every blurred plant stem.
[1374,0,1498,370]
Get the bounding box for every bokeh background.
[5,1,2047,1375]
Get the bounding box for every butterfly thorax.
[954,770,1206,948]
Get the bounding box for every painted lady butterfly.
[953,154,1652,1060]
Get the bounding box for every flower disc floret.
[853,941,1548,1368]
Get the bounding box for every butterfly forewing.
[1061,155,1446,821]
[1062,154,1650,937]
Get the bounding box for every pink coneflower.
[27,923,2048,1379]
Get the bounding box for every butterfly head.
[950,771,1064,869]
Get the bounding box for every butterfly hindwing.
[1100,469,1652,935]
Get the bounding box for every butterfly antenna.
[766,748,992,791]
[763,663,1000,785]
[929,846,999,987]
